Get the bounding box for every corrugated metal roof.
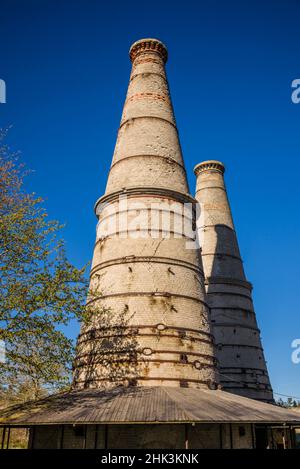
[1,386,300,425]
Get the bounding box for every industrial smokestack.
[194,160,273,402]
[73,40,218,390]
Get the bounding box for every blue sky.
[1,0,299,399]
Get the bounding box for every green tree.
[0,129,88,402]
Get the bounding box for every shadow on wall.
[206,224,245,280]
[73,304,140,389]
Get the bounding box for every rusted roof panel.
[1,387,300,425]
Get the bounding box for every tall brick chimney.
[194,160,273,401]
[73,39,218,390]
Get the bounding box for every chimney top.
[129,38,168,63]
[194,160,225,175]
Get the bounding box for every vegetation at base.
[0,128,88,406]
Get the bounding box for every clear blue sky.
[1,0,299,400]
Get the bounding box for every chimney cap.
[129,38,168,63]
[194,160,225,175]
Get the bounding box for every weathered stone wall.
[31,426,59,449]
[30,423,256,449]
[194,160,273,401]
[107,424,185,449]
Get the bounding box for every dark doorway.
[255,426,268,449]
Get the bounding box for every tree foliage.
[0,129,89,401]
[276,397,300,408]
[0,129,140,406]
